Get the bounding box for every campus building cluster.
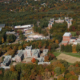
[0,45,49,69]
[48,17,73,29]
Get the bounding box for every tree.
[10,66,15,71]
[2,37,4,43]
[31,58,36,63]
[76,44,80,52]
[55,40,59,44]
[48,53,55,61]
[54,67,61,76]
[72,45,77,53]
[68,75,78,80]
[57,75,64,80]
[44,56,49,62]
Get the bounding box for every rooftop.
[32,49,40,56]
[0,24,5,28]
[17,50,23,57]
[15,25,32,29]
[71,37,76,39]
[63,32,71,36]
[25,45,32,49]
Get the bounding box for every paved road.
[57,53,80,63]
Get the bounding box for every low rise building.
[38,62,50,65]
[2,55,11,66]
[55,18,64,23]
[32,49,40,58]
[14,24,33,31]
[0,24,5,31]
[6,31,15,35]
[23,49,32,58]
[62,32,72,46]
[15,50,24,62]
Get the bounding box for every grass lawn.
[52,52,74,65]
[71,32,76,36]
[53,51,80,58]
[63,52,80,58]
[53,52,61,57]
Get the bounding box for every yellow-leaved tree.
[2,37,4,43]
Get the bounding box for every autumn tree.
[72,45,77,53]
[2,37,4,43]
[31,58,36,63]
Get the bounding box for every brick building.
[62,32,72,46]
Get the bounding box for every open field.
[57,53,80,63]
[53,51,80,58]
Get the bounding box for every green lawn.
[53,51,80,58]
[71,32,76,36]
[63,52,80,58]
[53,52,61,57]
[52,52,74,65]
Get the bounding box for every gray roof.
[43,49,48,53]
[6,31,15,35]
[25,45,32,49]
[71,37,76,39]
[3,55,11,65]
[63,32,71,36]
[32,49,40,56]
[0,24,5,28]
[17,50,23,57]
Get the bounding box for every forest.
[0,60,80,80]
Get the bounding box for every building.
[25,45,32,49]
[55,18,64,23]
[36,57,44,62]
[48,18,54,29]
[14,24,33,31]
[67,20,72,29]
[38,62,50,65]
[28,35,44,40]
[32,49,40,58]
[2,55,11,66]
[62,41,69,46]
[78,75,80,80]
[62,32,72,46]
[65,17,73,28]
[15,50,24,62]
[70,37,76,44]
[63,32,72,41]
[6,31,15,35]
[0,24,5,31]
[43,49,48,56]
[23,49,32,58]
[48,23,52,29]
